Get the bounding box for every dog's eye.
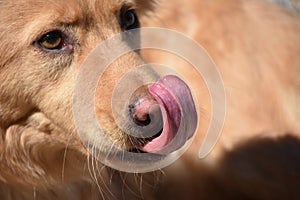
[119,9,140,31]
[38,31,63,50]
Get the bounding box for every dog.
[0,0,300,199]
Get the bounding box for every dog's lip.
[140,75,196,153]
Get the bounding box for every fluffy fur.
[0,0,300,199]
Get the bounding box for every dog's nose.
[129,97,162,127]
[127,86,164,140]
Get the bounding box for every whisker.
[86,137,105,200]
[61,137,71,183]
[96,164,117,199]
[91,141,104,197]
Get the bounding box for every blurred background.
[268,0,300,12]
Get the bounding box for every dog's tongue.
[141,75,197,153]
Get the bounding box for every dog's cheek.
[35,71,77,134]
[0,59,38,125]
[14,49,78,133]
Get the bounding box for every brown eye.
[38,31,63,50]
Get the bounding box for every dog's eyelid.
[118,2,136,10]
[33,29,75,55]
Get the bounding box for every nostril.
[129,103,152,127]
[133,114,151,126]
[128,98,162,128]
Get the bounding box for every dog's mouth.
[135,75,197,153]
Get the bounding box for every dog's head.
[0,0,197,185]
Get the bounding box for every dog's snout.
[127,86,164,143]
[129,97,161,127]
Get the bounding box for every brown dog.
[0,0,300,199]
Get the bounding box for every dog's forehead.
[0,0,146,52]
[1,0,154,26]
[0,0,154,52]
[1,0,135,24]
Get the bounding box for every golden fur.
[0,0,300,199]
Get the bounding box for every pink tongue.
[141,75,197,153]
